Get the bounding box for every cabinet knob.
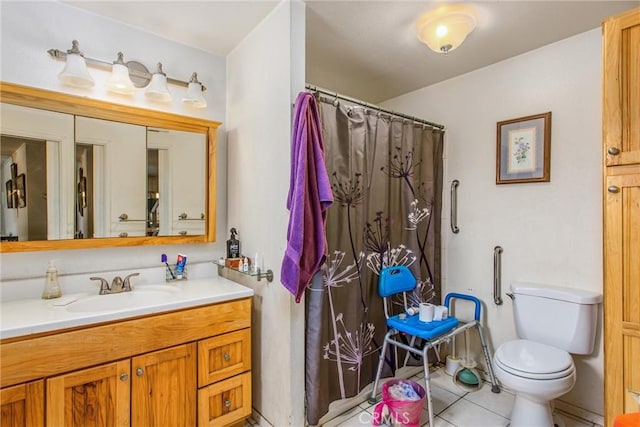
[136,368,144,376]
[223,353,231,362]
[607,146,620,155]
[120,373,128,382]
[608,186,620,193]
[629,389,640,404]
[224,399,231,408]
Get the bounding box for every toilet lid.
[495,339,574,380]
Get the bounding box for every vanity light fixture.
[57,40,95,88]
[105,52,136,95]
[145,63,173,103]
[48,40,207,106]
[182,73,207,108]
[416,5,477,54]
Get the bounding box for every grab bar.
[494,246,504,305]
[451,180,460,234]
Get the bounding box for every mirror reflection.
[1,136,48,241]
[1,101,207,242]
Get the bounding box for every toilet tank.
[511,282,602,354]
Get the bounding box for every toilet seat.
[495,339,574,380]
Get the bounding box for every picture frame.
[15,173,26,208]
[5,180,14,209]
[496,112,551,184]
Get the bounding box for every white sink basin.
[65,285,180,313]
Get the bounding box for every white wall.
[226,1,305,425]
[383,29,604,416]
[0,2,228,285]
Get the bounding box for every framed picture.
[5,180,14,209]
[496,112,551,184]
[15,173,26,208]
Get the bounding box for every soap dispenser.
[42,260,62,299]
[227,228,240,259]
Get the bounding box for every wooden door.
[46,360,130,427]
[603,8,640,167]
[604,171,640,424]
[131,343,196,427]
[0,380,44,427]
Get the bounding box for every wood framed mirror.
[0,82,219,252]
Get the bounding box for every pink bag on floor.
[372,379,425,427]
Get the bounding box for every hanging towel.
[281,92,334,302]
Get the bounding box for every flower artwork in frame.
[496,112,551,184]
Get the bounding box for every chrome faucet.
[91,273,140,295]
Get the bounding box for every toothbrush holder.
[165,264,188,282]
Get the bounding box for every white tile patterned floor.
[244,366,604,427]
[317,367,604,427]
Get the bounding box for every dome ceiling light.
[416,5,477,54]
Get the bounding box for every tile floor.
[319,367,604,427]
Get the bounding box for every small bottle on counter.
[242,257,249,273]
[42,260,62,299]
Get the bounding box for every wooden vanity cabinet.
[0,298,251,427]
[0,380,44,427]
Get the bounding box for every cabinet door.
[132,343,196,427]
[46,360,130,427]
[603,8,640,166]
[604,172,640,423]
[197,372,251,427]
[0,380,44,427]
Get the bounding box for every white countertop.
[0,277,254,340]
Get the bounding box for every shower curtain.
[305,95,444,425]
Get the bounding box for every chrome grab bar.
[451,180,460,234]
[494,246,504,305]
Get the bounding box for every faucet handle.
[90,277,110,295]
[123,273,140,291]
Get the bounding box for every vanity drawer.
[197,372,251,427]
[198,329,251,387]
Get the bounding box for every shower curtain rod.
[305,84,445,130]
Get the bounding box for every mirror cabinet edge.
[0,81,221,253]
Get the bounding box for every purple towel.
[281,92,333,302]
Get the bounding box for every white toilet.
[493,283,601,427]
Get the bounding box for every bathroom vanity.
[0,278,253,427]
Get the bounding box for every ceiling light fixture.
[416,6,477,54]
[105,52,136,95]
[57,40,95,88]
[48,40,207,107]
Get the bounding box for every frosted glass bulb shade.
[106,63,135,95]
[58,53,95,88]
[182,82,207,108]
[417,8,477,54]
[145,73,172,103]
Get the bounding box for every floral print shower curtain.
[305,97,444,425]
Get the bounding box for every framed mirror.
[0,82,219,252]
